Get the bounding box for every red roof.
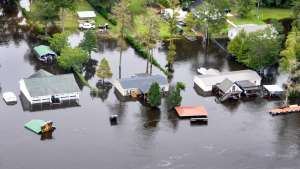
[175,106,208,117]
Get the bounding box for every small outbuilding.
[263,85,284,97]
[114,74,169,97]
[19,69,80,105]
[213,78,242,102]
[33,45,57,63]
[2,92,17,104]
[24,119,55,134]
[175,106,208,120]
[235,80,261,97]
[77,11,96,23]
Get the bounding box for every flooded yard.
[0,3,300,169]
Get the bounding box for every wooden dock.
[270,105,300,116]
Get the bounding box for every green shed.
[33,45,57,63]
[24,120,55,134]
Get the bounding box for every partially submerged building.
[213,78,242,102]
[19,69,80,105]
[263,85,284,97]
[114,74,169,97]
[235,80,261,97]
[194,70,261,93]
[33,45,57,63]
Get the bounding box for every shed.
[24,120,55,134]
[19,69,80,105]
[114,74,169,97]
[33,45,57,63]
[2,92,17,104]
[194,70,261,93]
[77,11,96,23]
[175,106,208,118]
[263,85,284,97]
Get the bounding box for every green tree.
[112,0,132,79]
[236,0,255,17]
[167,82,185,109]
[195,0,228,41]
[48,32,70,54]
[129,0,146,15]
[166,41,176,72]
[31,0,59,36]
[141,15,159,75]
[184,12,196,36]
[292,0,300,30]
[79,30,97,57]
[147,82,162,107]
[58,47,89,71]
[96,58,113,84]
[51,0,77,32]
[228,28,281,70]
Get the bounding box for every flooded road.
[1,4,300,169]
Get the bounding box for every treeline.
[261,0,293,8]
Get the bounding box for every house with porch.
[114,74,169,98]
[19,69,80,105]
[213,78,242,102]
[33,45,57,63]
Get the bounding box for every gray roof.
[195,70,261,87]
[23,70,80,97]
[216,78,234,93]
[119,74,168,93]
[235,80,257,88]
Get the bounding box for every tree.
[147,82,162,108]
[236,0,255,17]
[184,12,196,36]
[79,30,97,57]
[51,0,76,32]
[96,58,113,84]
[166,40,176,72]
[48,32,70,54]
[228,28,281,70]
[58,47,89,71]
[112,0,132,79]
[141,15,159,75]
[167,82,185,109]
[292,0,300,30]
[31,0,59,36]
[195,0,228,36]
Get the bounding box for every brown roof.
[175,106,208,117]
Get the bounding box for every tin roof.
[23,69,80,97]
[33,45,56,58]
[118,74,168,93]
[77,11,96,18]
[175,106,208,117]
[24,119,46,134]
[216,78,234,93]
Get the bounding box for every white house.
[228,24,273,40]
[20,69,80,105]
[194,70,261,92]
[114,74,169,97]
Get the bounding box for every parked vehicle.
[79,22,96,30]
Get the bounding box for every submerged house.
[194,70,261,93]
[213,78,242,102]
[235,80,261,97]
[33,45,57,63]
[114,74,169,97]
[19,70,80,105]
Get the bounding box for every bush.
[86,0,117,25]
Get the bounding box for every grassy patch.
[228,8,292,25]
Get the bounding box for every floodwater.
[1,3,300,169]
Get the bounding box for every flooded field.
[1,3,300,169]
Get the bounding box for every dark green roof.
[33,45,56,58]
[24,69,80,97]
[24,119,46,134]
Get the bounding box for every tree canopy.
[58,47,89,71]
[147,82,162,107]
[96,58,113,82]
[48,32,70,54]
[167,82,185,109]
[79,30,97,57]
[228,29,281,70]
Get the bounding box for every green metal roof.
[24,119,46,134]
[33,45,56,58]
[23,69,80,97]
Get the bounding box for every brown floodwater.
[0,2,300,169]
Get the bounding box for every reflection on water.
[1,3,300,169]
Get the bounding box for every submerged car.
[79,22,96,30]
